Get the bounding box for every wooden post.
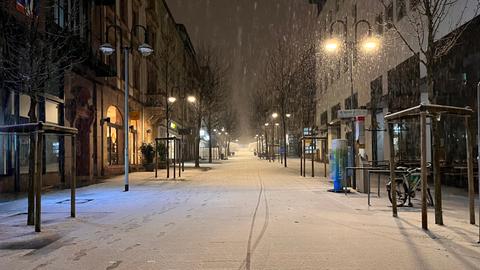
[35,132,43,232]
[300,139,303,176]
[155,140,158,178]
[311,139,315,178]
[179,139,181,178]
[420,111,428,230]
[173,139,176,179]
[465,116,475,225]
[432,120,443,225]
[27,133,35,226]
[388,122,398,217]
[303,139,306,177]
[71,135,76,218]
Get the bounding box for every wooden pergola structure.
[385,103,477,232]
[0,122,78,232]
[300,136,328,178]
[154,137,182,179]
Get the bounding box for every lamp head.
[138,43,154,57]
[99,43,115,56]
[187,96,197,103]
[324,38,341,53]
[168,97,177,103]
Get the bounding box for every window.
[19,94,37,120]
[53,0,66,28]
[386,2,394,29]
[45,100,60,124]
[0,135,10,175]
[45,135,60,172]
[376,13,384,35]
[345,93,358,109]
[320,111,328,126]
[331,103,341,121]
[397,0,407,21]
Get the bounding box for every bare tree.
[0,1,86,225]
[195,45,229,166]
[379,0,480,227]
[261,34,316,166]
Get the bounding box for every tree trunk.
[283,117,287,167]
[195,114,201,168]
[27,98,37,225]
[433,120,443,225]
[208,115,212,163]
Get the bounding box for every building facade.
[0,0,200,193]
[314,0,480,189]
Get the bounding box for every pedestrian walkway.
[0,149,479,270]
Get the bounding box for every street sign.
[337,109,368,119]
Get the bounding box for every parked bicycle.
[386,165,434,207]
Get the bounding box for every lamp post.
[284,113,291,167]
[166,91,196,177]
[264,123,270,162]
[323,17,379,188]
[100,24,153,192]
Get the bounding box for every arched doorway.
[106,106,123,166]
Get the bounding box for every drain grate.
[56,198,93,204]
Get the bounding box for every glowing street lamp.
[286,113,291,118]
[272,112,279,119]
[168,96,177,103]
[187,96,197,103]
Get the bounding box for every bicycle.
[386,165,434,207]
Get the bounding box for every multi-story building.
[0,0,199,193]
[314,0,480,190]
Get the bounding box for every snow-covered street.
[1,149,479,270]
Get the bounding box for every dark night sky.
[166,0,317,137]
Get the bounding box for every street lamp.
[323,18,379,189]
[187,96,197,103]
[100,24,153,192]
[168,96,177,103]
[272,112,279,119]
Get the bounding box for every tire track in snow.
[239,170,270,270]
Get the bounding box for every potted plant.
[156,143,167,169]
[140,143,155,171]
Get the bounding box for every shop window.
[106,106,123,165]
[45,135,60,172]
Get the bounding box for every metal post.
[388,122,398,217]
[368,170,371,206]
[433,119,443,225]
[349,44,356,190]
[71,135,76,218]
[35,132,43,232]
[124,47,129,192]
[420,111,428,230]
[477,82,480,243]
[465,116,475,225]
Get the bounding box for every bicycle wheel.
[387,179,408,207]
